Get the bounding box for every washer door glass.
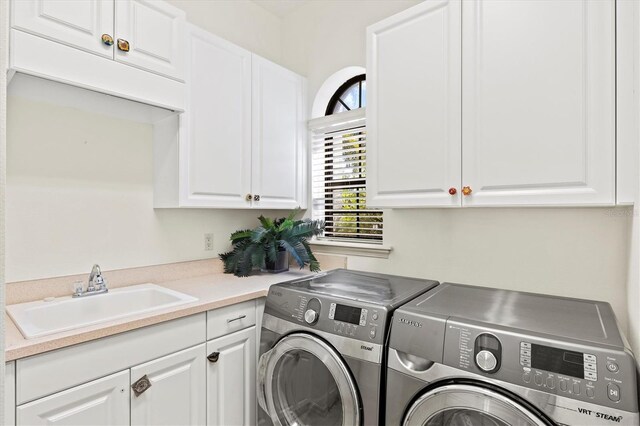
[260,333,361,426]
[403,384,550,426]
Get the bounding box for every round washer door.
[403,384,551,426]
[258,333,361,426]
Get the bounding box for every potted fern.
[219,211,325,277]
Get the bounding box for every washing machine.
[386,282,639,425]
[257,269,438,426]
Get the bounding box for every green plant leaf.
[220,211,323,276]
[258,215,274,230]
[229,229,252,244]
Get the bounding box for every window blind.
[309,108,383,244]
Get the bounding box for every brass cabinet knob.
[448,187,457,195]
[254,194,260,201]
[117,38,130,52]
[246,194,252,201]
[101,34,114,46]
[462,186,473,196]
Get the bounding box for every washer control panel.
[519,341,603,401]
[265,285,386,344]
[328,302,380,340]
[442,321,638,413]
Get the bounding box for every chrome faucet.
[73,264,109,297]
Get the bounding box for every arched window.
[311,73,383,244]
[325,74,366,115]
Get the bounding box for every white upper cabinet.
[367,0,616,208]
[181,25,252,208]
[11,0,115,59]
[10,0,186,110]
[114,0,186,81]
[154,32,307,209]
[251,55,306,209]
[462,0,615,206]
[367,0,461,208]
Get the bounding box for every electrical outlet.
[204,233,214,251]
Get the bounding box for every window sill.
[309,240,392,259]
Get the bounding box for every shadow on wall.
[6,95,293,282]
[347,206,633,336]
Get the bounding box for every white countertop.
[5,270,314,361]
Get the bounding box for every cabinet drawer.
[207,300,256,340]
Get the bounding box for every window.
[311,76,383,244]
[325,74,366,115]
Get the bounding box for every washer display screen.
[531,344,584,379]
[334,305,361,325]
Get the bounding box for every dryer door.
[403,383,552,426]
[258,332,361,426]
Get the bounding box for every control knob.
[304,309,319,325]
[475,350,498,372]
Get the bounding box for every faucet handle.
[97,276,108,290]
[72,280,84,296]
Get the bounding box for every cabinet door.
[114,0,185,81]
[130,344,206,426]
[180,25,252,208]
[207,326,256,426]
[462,0,615,206]
[252,55,306,209]
[6,362,15,426]
[366,0,461,208]
[11,0,114,59]
[16,370,129,425]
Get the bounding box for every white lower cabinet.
[131,344,206,426]
[10,303,260,426]
[207,326,256,426]
[6,362,16,426]
[17,370,130,425]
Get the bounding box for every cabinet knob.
[246,194,252,201]
[131,374,152,397]
[462,186,473,196]
[101,34,114,46]
[117,38,130,52]
[448,187,457,195]
[207,351,220,363]
[254,194,260,201]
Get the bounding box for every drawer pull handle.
[207,351,220,363]
[227,314,247,324]
[131,375,152,397]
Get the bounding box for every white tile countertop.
[4,257,347,361]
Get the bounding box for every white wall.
[0,0,9,419]
[166,0,283,64]
[6,0,290,283]
[6,97,289,282]
[281,0,421,113]
[282,0,633,336]
[348,208,631,335]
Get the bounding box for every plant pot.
[263,250,289,274]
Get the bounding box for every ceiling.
[253,0,309,17]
